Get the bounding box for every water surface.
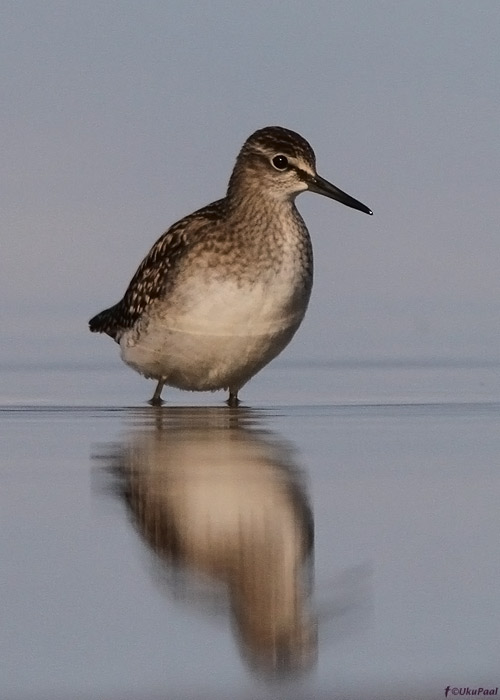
[1,361,499,699]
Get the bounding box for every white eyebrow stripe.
[253,146,316,177]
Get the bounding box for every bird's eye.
[271,155,289,171]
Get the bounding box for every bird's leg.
[226,390,240,407]
[148,379,166,406]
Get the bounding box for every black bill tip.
[308,174,373,215]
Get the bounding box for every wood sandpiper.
[89,126,372,405]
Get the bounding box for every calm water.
[1,361,500,699]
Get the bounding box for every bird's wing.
[89,201,223,339]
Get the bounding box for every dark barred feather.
[89,201,225,339]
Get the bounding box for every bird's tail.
[89,303,122,340]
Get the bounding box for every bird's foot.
[148,395,165,407]
[226,392,241,408]
[149,379,166,406]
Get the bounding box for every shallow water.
[1,361,500,699]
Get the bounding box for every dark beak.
[308,174,373,215]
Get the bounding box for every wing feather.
[89,201,224,339]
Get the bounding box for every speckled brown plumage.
[89,201,225,340]
[89,126,372,403]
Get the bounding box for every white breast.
[161,275,307,337]
[120,264,310,391]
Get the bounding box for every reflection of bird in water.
[99,407,316,677]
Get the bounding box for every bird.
[89,126,372,406]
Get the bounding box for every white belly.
[119,277,309,392]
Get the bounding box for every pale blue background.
[2,1,499,370]
[1,4,499,699]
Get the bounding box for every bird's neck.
[226,174,298,228]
